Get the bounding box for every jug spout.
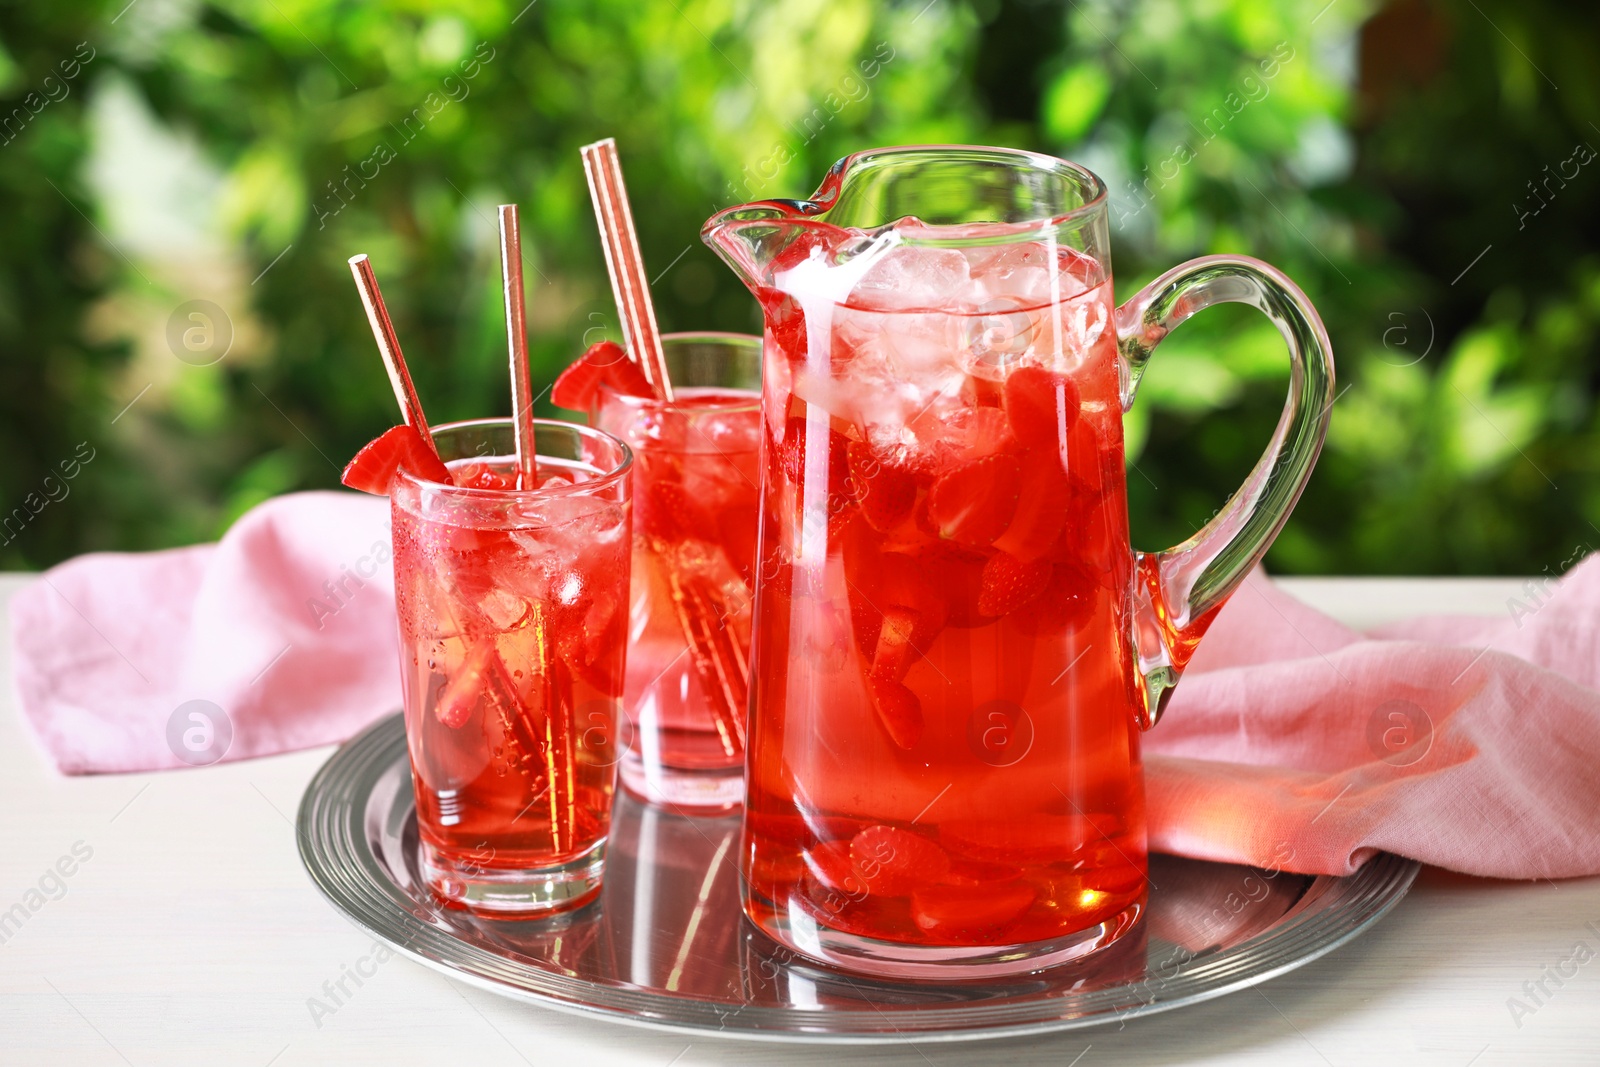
[700,149,857,292]
[702,144,1115,325]
[699,201,844,296]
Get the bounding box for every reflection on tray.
[376,780,1316,1014]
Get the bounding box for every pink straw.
[347,254,440,457]
[580,138,675,402]
[497,205,539,489]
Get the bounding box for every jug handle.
[1115,254,1335,729]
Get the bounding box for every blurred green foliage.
[0,0,1596,575]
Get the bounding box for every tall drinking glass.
[591,333,762,812]
[391,418,633,915]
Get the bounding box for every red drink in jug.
[742,233,1146,964]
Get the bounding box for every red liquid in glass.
[743,240,1146,953]
[392,457,629,898]
[596,388,761,781]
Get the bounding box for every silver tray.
[297,713,1418,1044]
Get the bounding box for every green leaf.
[1043,64,1110,143]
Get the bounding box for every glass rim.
[394,416,633,499]
[660,329,763,348]
[701,144,1109,241]
[595,331,762,413]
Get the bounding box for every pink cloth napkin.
[10,489,1600,880]
[10,492,396,773]
[1148,565,1600,879]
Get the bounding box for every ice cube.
[1037,287,1110,376]
[959,296,1044,381]
[691,404,762,456]
[509,494,618,553]
[433,638,496,728]
[552,568,586,609]
[966,242,1058,306]
[477,588,530,630]
[827,303,966,437]
[848,245,973,312]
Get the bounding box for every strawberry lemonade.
[738,227,1145,972]
[588,334,762,812]
[386,419,632,915]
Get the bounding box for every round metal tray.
[297,713,1418,1044]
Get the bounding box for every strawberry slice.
[847,441,917,531]
[550,340,655,411]
[850,825,951,897]
[1003,366,1080,450]
[605,351,656,399]
[873,605,929,680]
[638,478,714,542]
[889,537,988,627]
[992,453,1072,562]
[550,355,606,412]
[940,813,1107,864]
[866,673,923,750]
[1010,562,1098,636]
[846,547,949,673]
[977,550,1051,617]
[883,556,948,658]
[804,840,865,895]
[342,424,451,496]
[927,454,1021,547]
[941,857,1023,886]
[911,882,1036,939]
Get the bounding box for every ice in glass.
[590,334,762,812]
[389,419,633,915]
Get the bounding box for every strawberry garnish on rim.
[341,424,452,496]
[550,339,655,411]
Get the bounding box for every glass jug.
[702,145,1333,979]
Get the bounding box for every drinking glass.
[591,333,762,812]
[390,418,632,915]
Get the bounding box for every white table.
[2,574,1596,1065]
